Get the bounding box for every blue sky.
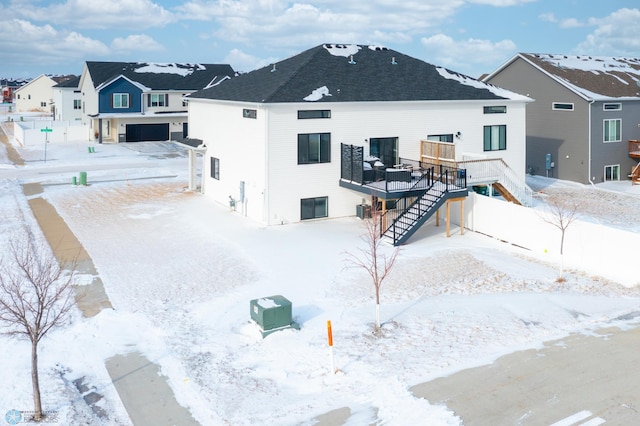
[1,0,638,79]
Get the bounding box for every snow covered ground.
[1,117,640,425]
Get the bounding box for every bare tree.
[344,204,399,330]
[539,194,580,280]
[0,234,76,422]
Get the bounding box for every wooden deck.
[630,140,640,159]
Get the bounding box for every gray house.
[483,53,640,184]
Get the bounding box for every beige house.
[13,74,56,113]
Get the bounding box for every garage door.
[125,123,169,142]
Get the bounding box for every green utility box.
[250,295,297,337]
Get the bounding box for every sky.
[1,0,639,80]
[1,113,640,424]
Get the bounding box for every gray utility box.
[250,295,297,337]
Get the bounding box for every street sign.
[40,128,52,133]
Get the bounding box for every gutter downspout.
[588,99,596,186]
[263,107,269,225]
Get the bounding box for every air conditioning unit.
[250,295,299,337]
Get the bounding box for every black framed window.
[211,157,219,180]
[298,110,331,119]
[483,105,507,114]
[427,134,454,143]
[301,197,328,220]
[552,102,574,111]
[243,109,257,119]
[483,125,506,151]
[298,133,330,164]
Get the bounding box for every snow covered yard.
[1,134,640,425]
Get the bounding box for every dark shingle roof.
[86,62,235,91]
[54,75,80,88]
[521,53,640,98]
[189,44,522,103]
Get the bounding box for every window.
[73,99,81,110]
[369,137,398,167]
[604,164,620,181]
[113,93,129,108]
[28,95,31,100]
[483,106,507,114]
[603,103,622,111]
[210,157,220,180]
[552,102,574,110]
[298,133,330,164]
[298,110,331,119]
[40,102,47,107]
[149,94,168,107]
[301,197,328,220]
[182,94,188,107]
[427,134,454,143]
[243,109,257,119]
[604,119,621,143]
[483,125,506,151]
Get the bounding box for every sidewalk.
[1,126,200,425]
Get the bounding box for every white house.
[187,44,531,242]
[13,74,57,113]
[51,76,82,122]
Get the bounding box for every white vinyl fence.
[450,193,639,287]
[14,120,89,146]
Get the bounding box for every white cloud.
[111,35,164,53]
[223,48,276,73]
[538,12,588,29]
[11,0,174,29]
[0,19,108,67]
[467,0,535,6]
[421,33,516,77]
[575,8,640,56]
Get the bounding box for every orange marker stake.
[327,320,335,373]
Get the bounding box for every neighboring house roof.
[54,75,80,88]
[189,43,529,103]
[85,61,235,91]
[488,53,640,100]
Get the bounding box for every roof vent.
[348,55,356,65]
[271,64,276,72]
[391,57,397,65]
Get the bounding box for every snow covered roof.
[520,53,640,100]
[189,44,529,103]
[85,61,235,91]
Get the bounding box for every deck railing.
[629,140,640,158]
[457,158,533,207]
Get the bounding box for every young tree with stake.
[539,194,580,280]
[344,204,399,330]
[0,234,76,422]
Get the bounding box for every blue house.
[78,62,235,143]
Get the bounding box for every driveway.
[411,325,640,425]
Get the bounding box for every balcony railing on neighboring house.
[630,140,640,159]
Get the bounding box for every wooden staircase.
[492,182,521,204]
[632,163,640,185]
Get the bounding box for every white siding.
[189,101,268,222]
[190,98,528,225]
[14,75,56,113]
